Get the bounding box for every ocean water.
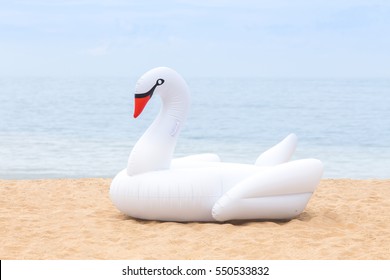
[0,76,389,179]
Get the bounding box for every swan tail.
[212,158,323,222]
[255,133,298,166]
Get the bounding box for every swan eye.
[157,79,165,85]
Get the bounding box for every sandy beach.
[0,178,389,260]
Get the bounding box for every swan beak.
[134,95,151,118]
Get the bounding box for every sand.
[1,178,389,260]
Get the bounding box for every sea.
[0,76,389,179]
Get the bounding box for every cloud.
[86,43,110,56]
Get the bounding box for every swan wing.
[212,159,323,221]
[255,133,298,166]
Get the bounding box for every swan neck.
[127,81,190,176]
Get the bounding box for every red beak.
[133,78,165,118]
[134,95,151,118]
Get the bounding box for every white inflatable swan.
[110,67,323,222]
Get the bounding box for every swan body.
[110,67,323,222]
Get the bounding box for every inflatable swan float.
[110,67,323,222]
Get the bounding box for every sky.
[1,0,389,78]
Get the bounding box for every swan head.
[133,67,189,118]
